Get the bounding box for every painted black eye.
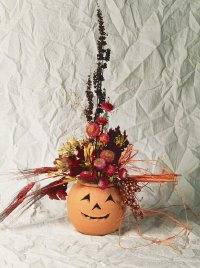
[81,194,90,201]
[106,194,115,203]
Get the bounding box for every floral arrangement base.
[67,182,125,236]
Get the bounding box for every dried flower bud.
[95,117,108,125]
[101,102,114,112]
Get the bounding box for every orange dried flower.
[98,133,110,145]
[100,150,115,163]
[86,123,100,138]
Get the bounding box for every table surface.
[0,213,200,268]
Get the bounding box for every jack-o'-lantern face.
[67,183,125,235]
[80,193,115,220]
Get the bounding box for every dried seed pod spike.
[84,5,111,121]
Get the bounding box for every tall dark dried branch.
[84,5,111,121]
[94,6,110,119]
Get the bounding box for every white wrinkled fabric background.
[0,0,200,267]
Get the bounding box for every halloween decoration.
[0,4,190,251]
[67,182,125,235]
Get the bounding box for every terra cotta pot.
[67,181,125,235]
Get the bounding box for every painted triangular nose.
[92,203,101,210]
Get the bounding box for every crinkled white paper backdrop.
[0,0,200,267]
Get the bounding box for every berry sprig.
[119,179,144,220]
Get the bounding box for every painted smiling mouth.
[81,212,110,220]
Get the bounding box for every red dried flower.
[105,165,116,176]
[101,102,114,112]
[94,158,106,170]
[98,178,109,190]
[118,168,127,180]
[100,150,115,163]
[98,133,110,145]
[95,117,108,125]
[79,171,94,181]
[86,123,100,138]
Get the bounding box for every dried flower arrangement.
[0,5,190,248]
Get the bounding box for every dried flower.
[79,171,94,181]
[59,138,80,156]
[84,143,95,166]
[98,178,109,190]
[106,127,129,163]
[86,123,100,138]
[115,135,127,148]
[94,158,106,170]
[118,168,127,180]
[100,150,115,163]
[98,133,110,145]
[105,165,116,176]
[101,102,114,112]
[95,117,108,125]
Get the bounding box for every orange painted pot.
[67,181,125,236]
